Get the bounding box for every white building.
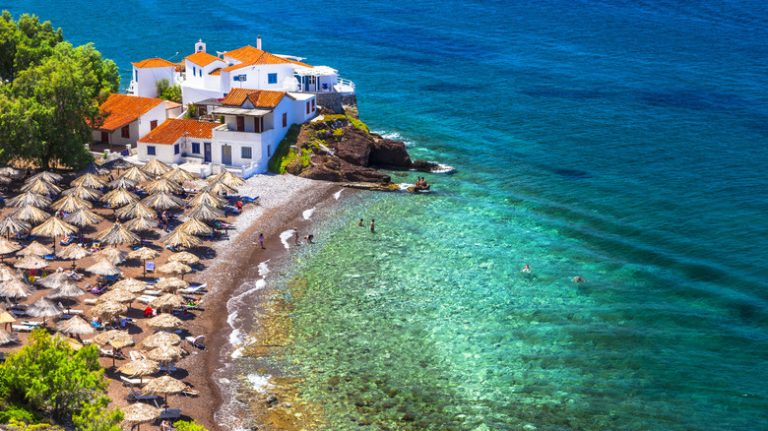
[91,94,182,147]
[137,88,317,177]
[128,58,179,98]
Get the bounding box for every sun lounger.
[90,285,108,295]
[83,298,98,305]
[120,376,154,387]
[12,324,35,332]
[179,284,207,295]
[61,309,84,316]
[21,321,44,327]
[143,289,162,296]
[158,408,182,420]
[185,335,205,349]
[99,348,125,359]
[10,309,28,317]
[127,389,161,402]
[159,364,177,373]
[137,294,158,304]
[181,388,199,397]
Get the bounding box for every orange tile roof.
[220,88,285,109]
[223,45,312,70]
[132,58,177,69]
[209,67,222,76]
[95,94,165,132]
[139,119,218,145]
[185,51,222,67]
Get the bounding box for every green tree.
[0,330,115,424]
[174,420,209,431]
[156,78,182,103]
[72,396,123,431]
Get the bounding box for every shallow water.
[7,0,768,429]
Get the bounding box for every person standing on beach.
[358,218,364,227]
[258,232,265,249]
[294,228,301,245]
[370,219,376,233]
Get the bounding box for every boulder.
[299,155,391,183]
[370,137,412,168]
[333,127,373,166]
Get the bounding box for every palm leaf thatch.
[51,194,92,213]
[13,205,50,224]
[36,270,72,289]
[102,188,139,208]
[156,277,187,293]
[27,298,63,319]
[0,238,22,256]
[146,344,185,362]
[122,401,161,426]
[203,181,236,196]
[0,217,30,238]
[98,288,135,304]
[115,201,156,221]
[127,247,159,261]
[0,310,17,324]
[162,167,194,184]
[188,191,225,208]
[18,241,52,257]
[157,261,192,279]
[7,192,51,208]
[112,278,147,293]
[80,161,109,175]
[121,166,152,183]
[0,167,20,177]
[14,255,48,270]
[118,358,159,378]
[57,243,90,261]
[93,329,134,348]
[21,177,62,195]
[63,185,103,201]
[85,259,121,276]
[141,332,181,349]
[64,208,104,228]
[143,178,182,194]
[70,173,106,189]
[0,264,16,282]
[97,223,140,246]
[90,301,128,320]
[147,311,183,327]
[0,329,19,346]
[207,170,245,188]
[124,217,157,233]
[0,278,32,299]
[176,219,212,237]
[185,202,224,221]
[141,192,185,211]
[141,159,171,177]
[95,246,127,265]
[168,251,200,265]
[107,177,136,190]
[56,315,94,336]
[162,229,201,249]
[47,282,85,300]
[31,216,76,240]
[28,171,63,183]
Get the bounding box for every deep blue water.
[7,1,768,429]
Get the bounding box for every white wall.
[181,85,222,105]
[184,59,226,90]
[137,141,182,164]
[134,66,176,98]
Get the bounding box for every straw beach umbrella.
[63,185,103,201]
[7,192,52,208]
[57,243,90,268]
[146,345,185,363]
[95,246,127,265]
[13,205,50,225]
[21,177,62,196]
[0,329,18,346]
[204,181,236,196]
[115,201,156,221]
[18,241,52,257]
[107,177,136,190]
[128,247,159,277]
[121,166,152,183]
[28,171,63,183]
[93,329,134,349]
[207,170,245,188]
[142,192,185,211]
[71,173,106,189]
[0,238,22,260]
[51,194,92,212]
[56,315,94,338]
[163,229,201,249]
[0,278,32,300]
[177,218,212,237]
[0,310,16,330]
[31,216,76,252]
[143,178,181,194]
[86,259,121,276]
[118,358,159,379]
[142,332,181,349]
[156,277,187,293]
[113,278,147,294]
[186,202,224,221]
[124,217,157,234]
[90,301,128,320]
[0,217,30,238]
[47,282,86,301]
[141,159,171,177]
[65,208,104,229]
[27,298,63,321]
[188,191,225,208]
[98,289,135,305]
[97,223,140,246]
[162,167,194,184]
[36,270,72,289]
[102,188,139,208]
[122,401,160,430]
[147,312,183,328]
[14,255,48,270]
[0,167,19,177]
[158,261,192,280]
[168,251,200,266]
[0,264,16,281]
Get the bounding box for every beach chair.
[12,324,34,332]
[137,294,158,304]
[159,364,177,373]
[178,284,207,295]
[145,261,156,274]
[158,408,182,420]
[185,335,205,349]
[120,376,153,387]
[127,389,161,402]
[83,298,98,305]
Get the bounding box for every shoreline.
[180,175,343,430]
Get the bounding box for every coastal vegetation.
[0,11,119,170]
[0,330,122,430]
[156,79,182,103]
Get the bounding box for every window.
[268,73,277,84]
[306,101,310,114]
[311,99,316,111]
[241,146,252,159]
[234,74,247,82]
[121,125,129,139]
[192,142,200,154]
[150,120,158,130]
[199,69,203,77]
[134,70,138,81]
[147,146,156,156]
[192,66,197,76]
[174,144,180,154]
[282,112,287,128]
[267,144,271,158]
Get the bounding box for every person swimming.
[521,263,531,273]
[573,275,585,283]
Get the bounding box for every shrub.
[174,420,208,431]
[268,124,301,173]
[0,404,42,424]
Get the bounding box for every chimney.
[257,35,262,50]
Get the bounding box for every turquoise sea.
[7,1,768,429]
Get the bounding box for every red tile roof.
[185,51,222,67]
[95,94,165,132]
[139,119,218,145]
[222,45,311,70]
[220,88,285,109]
[132,58,177,69]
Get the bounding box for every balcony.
[212,125,274,144]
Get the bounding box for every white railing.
[126,81,137,95]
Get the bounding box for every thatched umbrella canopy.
[98,288,135,305]
[85,259,121,276]
[7,192,51,208]
[31,217,76,251]
[141,159,171,177]
[168,251,200,266]
[186,202,224,221]
[177,219,212,237]
[113,278,147,294]
[71,173,106,189]
[90,301,128,320]
[18,241,52,257]
[0,167,20,177]
[80,161,109,176]
[118,358,159,377]
[203,181,236,196]
[127,246,159,278]
[47,282,86,300]
[142,331,181,349]
[0,264,16,282]
[102,188,139,208]
[143,178,182,194]
[0,329,18,346]
[188,191,225,208]
[51,194,92,213]
[207,171,245,188]
[28,171,63,183]
[97,223,140,246]
[13,205,50,225]
[0,176,10,184]
[21,177,62,196]
[104,157,134,171]
[124,217,157,234]
[27,298,63,320]
[0,310,17,325]
[115,201,156,221]
[63,185,103,201]
[156,277,187,293]
[147,312,183,328]
[107,177,136,190]
[14,255,48,270]
[95,246,127,265]
[162,229,202,249]
[65,208,104,228]
[121,166,152,183]
[93,329,134,348]
[57,243,90,269]
[122,403,160,430]
[146,345,185,363]
[37,270,71,289]
[162,167,194,184]
[0,217,30,238]
[142,192,185,211]
[158,261,192,280]
[53,333,83,351]
[0,238,22,258]
[56,315,94,337]
[0,278,32,299]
